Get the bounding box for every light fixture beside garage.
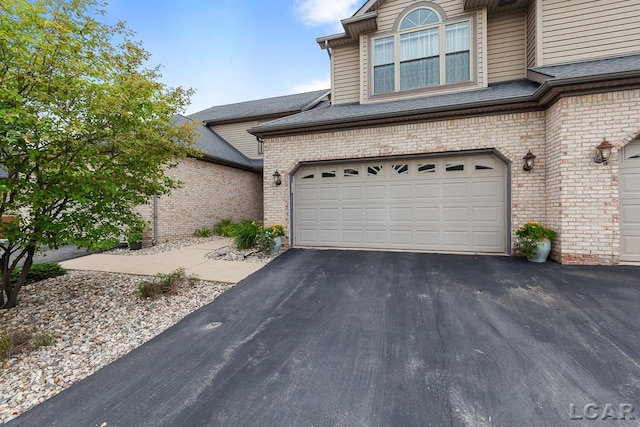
[272,170,282,186]
[594,139,614,165]
[522,150,536,172]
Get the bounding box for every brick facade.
[138,158,263,244]
[263,88,640,265]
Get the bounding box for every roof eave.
[317,12,378,49]
[250,71,640,138]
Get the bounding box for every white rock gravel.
[206,246,282,263]
[105,236,224,256]
[0,271,234,424]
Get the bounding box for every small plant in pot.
[514,221,557,263]
[126,219,149,250]
[255,224,286,255]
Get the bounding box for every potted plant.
[126,219,149,250]
[514,221,557,263]
[256,224,286,255]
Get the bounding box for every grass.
[0,328,56,364]
[193,227,214,238]
[214,218,237,237]
[137,268,199,300]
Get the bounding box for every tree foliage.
[0,0,200,307]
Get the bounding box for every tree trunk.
[4,245,36,308]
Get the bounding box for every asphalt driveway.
[9,249,640,426]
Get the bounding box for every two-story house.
[249,0,640,265]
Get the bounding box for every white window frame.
[371,7,474,96]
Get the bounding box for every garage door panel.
[342,186,363,201]
[621,204,640,226]
[390,207,412,223]
[415,183,439,200]
[318,187,339,202]
[389,185,412,200]
[472,181,503,199]
[298,229,318,244]
[390,230,413,245]
[343,208,363,222]
[473,206,502,224]
[473,231,502,251]
[442,182,469,199]
[298,209,317,222]
[366,208,386,222]
[294,154,507,253]
[621,173,640,193]
[442,231,471,248]
[442,206,469,223]
[343,230,363,243]
[319,229,339,244]
[319,208,339,223]
[365,230,387,244]
[365,185,386,201]
[416,207,440,223]
[298,188,317,202]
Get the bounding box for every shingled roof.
[188,89,330,124]
[250,54,640,137]
[174,115,262,171]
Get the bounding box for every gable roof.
[188,89,330,124]
[174,115,262,171]
[250,54,640,137]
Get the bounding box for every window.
[417,163,436,173]
[445,162,464,172]
[392,164,409,174]
[373,7,471,94]
[321,170,336,178]
[257,138,264,154]
[344,168,359,177]
[368,165,384,176]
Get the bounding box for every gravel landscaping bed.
[105,236,224,256]
[206,245,282,263]
[0,271,234,424]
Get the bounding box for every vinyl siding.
[333,44,361,105]
[211,120,262,159]
[487,11,526,83]
[526,0,536,67]
[542,0,640,65]
[376,0,466,32]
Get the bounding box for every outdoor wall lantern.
[272,170,282,186]
[522,150,536,172]
[594,139,614,165]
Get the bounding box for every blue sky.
[102,0,362,114]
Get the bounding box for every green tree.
[0,0,200,308]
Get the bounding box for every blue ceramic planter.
[269,236,282,255]
[527,238,551,263]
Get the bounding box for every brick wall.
[139,158,263,244]
[545,90,640,265]
[264,112,547,251]
[263,88,640,265]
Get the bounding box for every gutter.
[152,195,159,246]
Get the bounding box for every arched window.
[373,6,471,95]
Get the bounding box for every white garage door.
[620,140,640,262]
[293,154,507,253]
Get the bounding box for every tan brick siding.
[264,111,547,252]
[263,88,640,265]
[545,90,640,265]
[139,158,263,243]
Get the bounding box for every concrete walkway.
[59,239,265,283]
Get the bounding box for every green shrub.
[514,221,557,258]
[126,218,149,243]
[137,268,199,300]
[193,227,214,237]
[214,218,237,237]
[33,332,56,349]
[10,262,67,286]
[231,220,260,250]
[0,328,56,363]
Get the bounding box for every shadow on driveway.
[8,249,640,426]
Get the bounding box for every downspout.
[152,195,159,246]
